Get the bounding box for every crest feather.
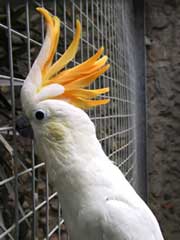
[35,8,110,109]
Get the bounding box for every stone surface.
[145,0,180,239]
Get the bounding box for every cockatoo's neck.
[35,116,108,219]
[35,114,106,189]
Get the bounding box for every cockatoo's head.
[18,8,110,140]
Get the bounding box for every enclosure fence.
[0,0,141,239]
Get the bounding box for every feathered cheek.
[45,122,66,142]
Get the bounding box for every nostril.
[16,115,34,139]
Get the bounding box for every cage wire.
[0,0,138,239]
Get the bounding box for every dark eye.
[34,110,46,120]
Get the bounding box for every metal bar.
[0,23,42,46]
[6,2,19,239]
[58,196,61,240]
[25,2,38,238]
[0,192,58,239]
[0,72,136,95]
[0,74,24,85]
[39,2,50,238]
[47,219,64,239]
[0,163,44,186]
[53,1,60,237]
[0,14,130,64]
[99,126,135,143]
[91,0,97,130]
[45,171,50,240]
[70,1,126,58]
[108,138,135,158]
[134,0,147,201]
[118,150,136,168]
[31,142,37,239]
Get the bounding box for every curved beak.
[16,115,34,139]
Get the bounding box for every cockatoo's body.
[32,100,163,240]
[19,8,164,240]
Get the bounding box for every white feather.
[21,65,42,115]
[35,84,64,102]
[21,25,53,113]
[35,26,52,68]
[29,100,164,240]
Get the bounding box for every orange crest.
[36,8,110,109]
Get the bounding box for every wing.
[101,199,164,240]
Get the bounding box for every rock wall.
[145,0,180,239]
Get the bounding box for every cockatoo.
[17,8,164,240]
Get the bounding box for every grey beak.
[16,115,34,139]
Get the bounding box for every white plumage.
[20,8,164,240]
[30,100,164,240]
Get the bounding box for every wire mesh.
[0,0,138,239]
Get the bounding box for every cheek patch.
[45,121,66,142]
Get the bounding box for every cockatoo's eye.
[34,109,46,121]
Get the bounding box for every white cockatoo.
[19,8,164,240]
